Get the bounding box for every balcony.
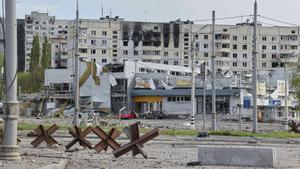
[215,33,231,43]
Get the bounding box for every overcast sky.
[12,0,300,25]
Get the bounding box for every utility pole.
[211,10,217,131]
[190,23,196,130]
[73,0,80,127]
[202,63,207,130]
[238,73,243,132]
[252,0,258,133]
[0,0,21,160]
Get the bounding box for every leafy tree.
[292,68,300,100]
[30,34,40,72]
[0,54,4,100]
[41,36,51,69]
[19,34,44,93]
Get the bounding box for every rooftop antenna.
[144,11,147,22]
[109,8,112,18]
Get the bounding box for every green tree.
[0,53,4,100]
[30,34,40,72]
[292,68,300,100]
[22,34,44,93]
[41,36,51,69]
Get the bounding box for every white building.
[50,19,69,68]
[67,16,124,69]
[193,23,299,74]
[24,11,69,71]
[65,18,299,75]
[23,12,299,75]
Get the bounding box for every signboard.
[176,79,191,87]
[243,96,251,109]
[257,82,266,96]
[270,99,281,107]
[277,80,287,96]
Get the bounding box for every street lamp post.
[189,24,209,130]
[0,0,21,160]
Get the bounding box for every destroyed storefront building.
[43,61,299,121]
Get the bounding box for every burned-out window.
[134,42,139,47]
[174,42,179,48]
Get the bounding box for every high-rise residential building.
[67,16,124,68]
[193,23,299,74]
[50,19,69,68]
[17,19,25,71]
[24,11,55,71]
[24,11,69,71]
[67,17,194,69]
[22,12,299,74]
[66,18,299,74]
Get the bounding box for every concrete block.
[198,145,277,168]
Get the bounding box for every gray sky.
[13,0,300,25]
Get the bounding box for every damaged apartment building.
[19,12,300,75]
[38,14,300,119]
[65,16,299,75]
[66,17,194,69]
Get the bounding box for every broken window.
[204,35,209,40]
[79,48,87,53]
[91,40,96,45]
[91,49,96,54]
[134,42,139,47]
[91,30,96,35]
[174,43,179,48]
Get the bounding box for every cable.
[258,15,299,27]
[193,15,253,22]
[1,0,5,101]
[257,21,277,26]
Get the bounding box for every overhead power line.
[258,15,299,27]
[192,15,253,22]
